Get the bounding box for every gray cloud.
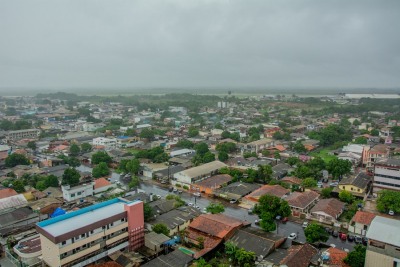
[0,0,399,90]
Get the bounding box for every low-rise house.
[311,247,350,267]
[61,182,95,202]
[0,194,28,210]
[141,248,193,267]
[192,174,232,195]
[153,165,185,182]
[229,227,285,262]
[144,232,170,254]
[365,216,400,267]
[242,185,290,209]
[142,163,169,179]
[272,163,293,179]
[0,188,18,199]
[94,178,116,194]
[285,191,320,217]
[338,172,372,198]
[349,211,376,236]
[281,176,302,189]
[213,182,261,202]
[309,198,345,223]
[172,161,227,188]
[242,138,275,155]
[262,243,318,267]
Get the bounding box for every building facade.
[61,183,95,202]
[7,129,40,140]
[373,158,400,192]
[92,137,118,150]
[36,198,144,267]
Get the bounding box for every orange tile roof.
[275,145,286,152]
[245,185,289,202]
[94,178,111,189]
[0,188,18,199]
[325,247,350,267]
[351,211,376,226]
[281,176,302,185]
[189,214,243,239]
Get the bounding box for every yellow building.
[338,172,372,198]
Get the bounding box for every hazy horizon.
[1,1,399,90]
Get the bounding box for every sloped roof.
[325,247,350,267]
[339,172,371,190]
[194,174,232,188]
[281,243,318,267]
[94,178,111,189]
[0,194,28,210]
[351,211,376,226]
[189,213,243,239]
[310,198,345,218]
[281,176,302,185]
[245,185,289,202]
[285,191,320,209]
[0,188,18,199]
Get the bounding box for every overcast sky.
[0,0,399,90]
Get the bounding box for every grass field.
[310,148,337,163]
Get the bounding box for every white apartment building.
[92,137,118,150]
[61,182,95,202]
[7,129,40,140]
[374,158,400,192]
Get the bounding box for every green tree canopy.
[376,190,400,213]
[327,158,352,180]
[139,128,155,140]
[344,245,366,267]
[61,168,81,186]
[91,151,112,164]
[92,162,110,178]
[339,190,355,204]
[321,187,333,198]
[218,151,229,162]
[152,223,169,236]
[144,202,154,222]
[304,223,330,243]
[302,178,317,188]
[69,143,81,156]
[27,141,37,150]
[188,126,199,137]
[353,136,367,144]
[176,139,194,149]
[5,154,30,167]
[81,142,92,152]
[45,175,60,187]
[126,159,140,174]
[206,202,225,214]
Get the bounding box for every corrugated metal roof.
[366,216,400,247]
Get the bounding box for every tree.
[202,151,215,163]
[304,223,329,243]
[5,154,30,167]
[254,195,291,232]
[257,164,273,183]
[125,128,136,137]
[377,190,400,213]
[144,203,153,222]
[36,180,47,191]
[126,159,140,174]
[218,151,229,162]
[92,162,110,178]
[321,187,333,198]
[91,151,112,164]
[81,143,92,152]
[194,258,211,267]
[152,223,169,236]
[194,142,209,156]
[236,248,256,266]
[302,178,317,188]
[27,141,37,150]
[12,180,25,193]
[339,190,355,204]
[327,158,352,180]
[61,168,81,186]
[354,136,367,144]
[128,176,140,189]
[286,156,300,166]
[344,245,366,267]
[69,143,81,156]
[216,142,237,153]
[45,175,59,187]
[206,202,225,214]
[370,129,379,136]
[176,139,194,149]
[139,128,154,140]
[353,119,361,126]
[188,126,199,137]
[293,141,307,153]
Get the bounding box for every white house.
[92,137,118,150]
[61,182,94,202]
[172,161,226,187]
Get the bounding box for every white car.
[193,192,201,197]
[389,210,395,216]
[288,233,297,240]
[188,203,193,207]
[302,221,309,228]
[156,195,161,199]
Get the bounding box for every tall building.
[373,158,400,192]
[36,198,144,267]
[365,216,400,267]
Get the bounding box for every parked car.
[178,190,183,194]
[332,231,339,237]
[169,187,174,192]
[193,192,201,197]
[362,237,368,246]
[188,203,193,207]
[339,233,347,241]
[329,182,339,187]
[347,234,355,242]
[389,210,395,216]
[354,236,363,244]
[317,181,323,188]
[248,209,253,215]
[281,217,289,224]
[230,199,237,204]
[255,219,262,225]
[302,221,309,228]
[325,227,333,235]
[288,233,297,240]
[173,188,178,192]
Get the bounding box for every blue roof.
[50,207,66,218]
[37,198,131,228]
[117,136,129,139]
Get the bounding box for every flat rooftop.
[37,198,131,237]
[15,235,41,254]
[366,216,400,247]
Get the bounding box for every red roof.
[94,178,111,189]
[351,211,376,226]
[325,247,350,267]
[275,145,286,152]
[245,185,289,202]
[189,214,244,239]
[186,229,223,259]
[286,191,320,209]
[0,188,18,199]
[281,176,302,185]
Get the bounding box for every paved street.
[78,167,358,252]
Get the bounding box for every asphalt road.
[78,167,358,252]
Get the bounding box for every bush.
[183,185,189,190]
[175,183,181,188]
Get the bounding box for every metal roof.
[366,216,400,247]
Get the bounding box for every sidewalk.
[0,256,15,267]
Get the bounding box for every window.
[102,226,106,230]
[358,189,360,192]
[370,240,385,249]
[61,241,66,245]
[110,223,114,227]
[77,192,82,196]
[71,193,75,197]
[90,230,94,234]
[342,186,345,189]
[81,234,85,238]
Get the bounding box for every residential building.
[309,198,345,223]
[349,211,376,236]
[242,138,275,155]
[192,174,233,195]
[213,182,261,202]
[141,249,193,267]
[7,129,40,140]
[92,137,118,150]
[242,185,290,209]
[374,158,400,192]
[36,198,144,267]
[172,161,227,187]
[263,243,318,267]
[94,178,116,194]
[365,144,390,172]
[338,172,372,198]
[285,190,319,217]
[61,182,95,202]
[365,216,400,267]
[144,232,170,254]
[13,235,42,267]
